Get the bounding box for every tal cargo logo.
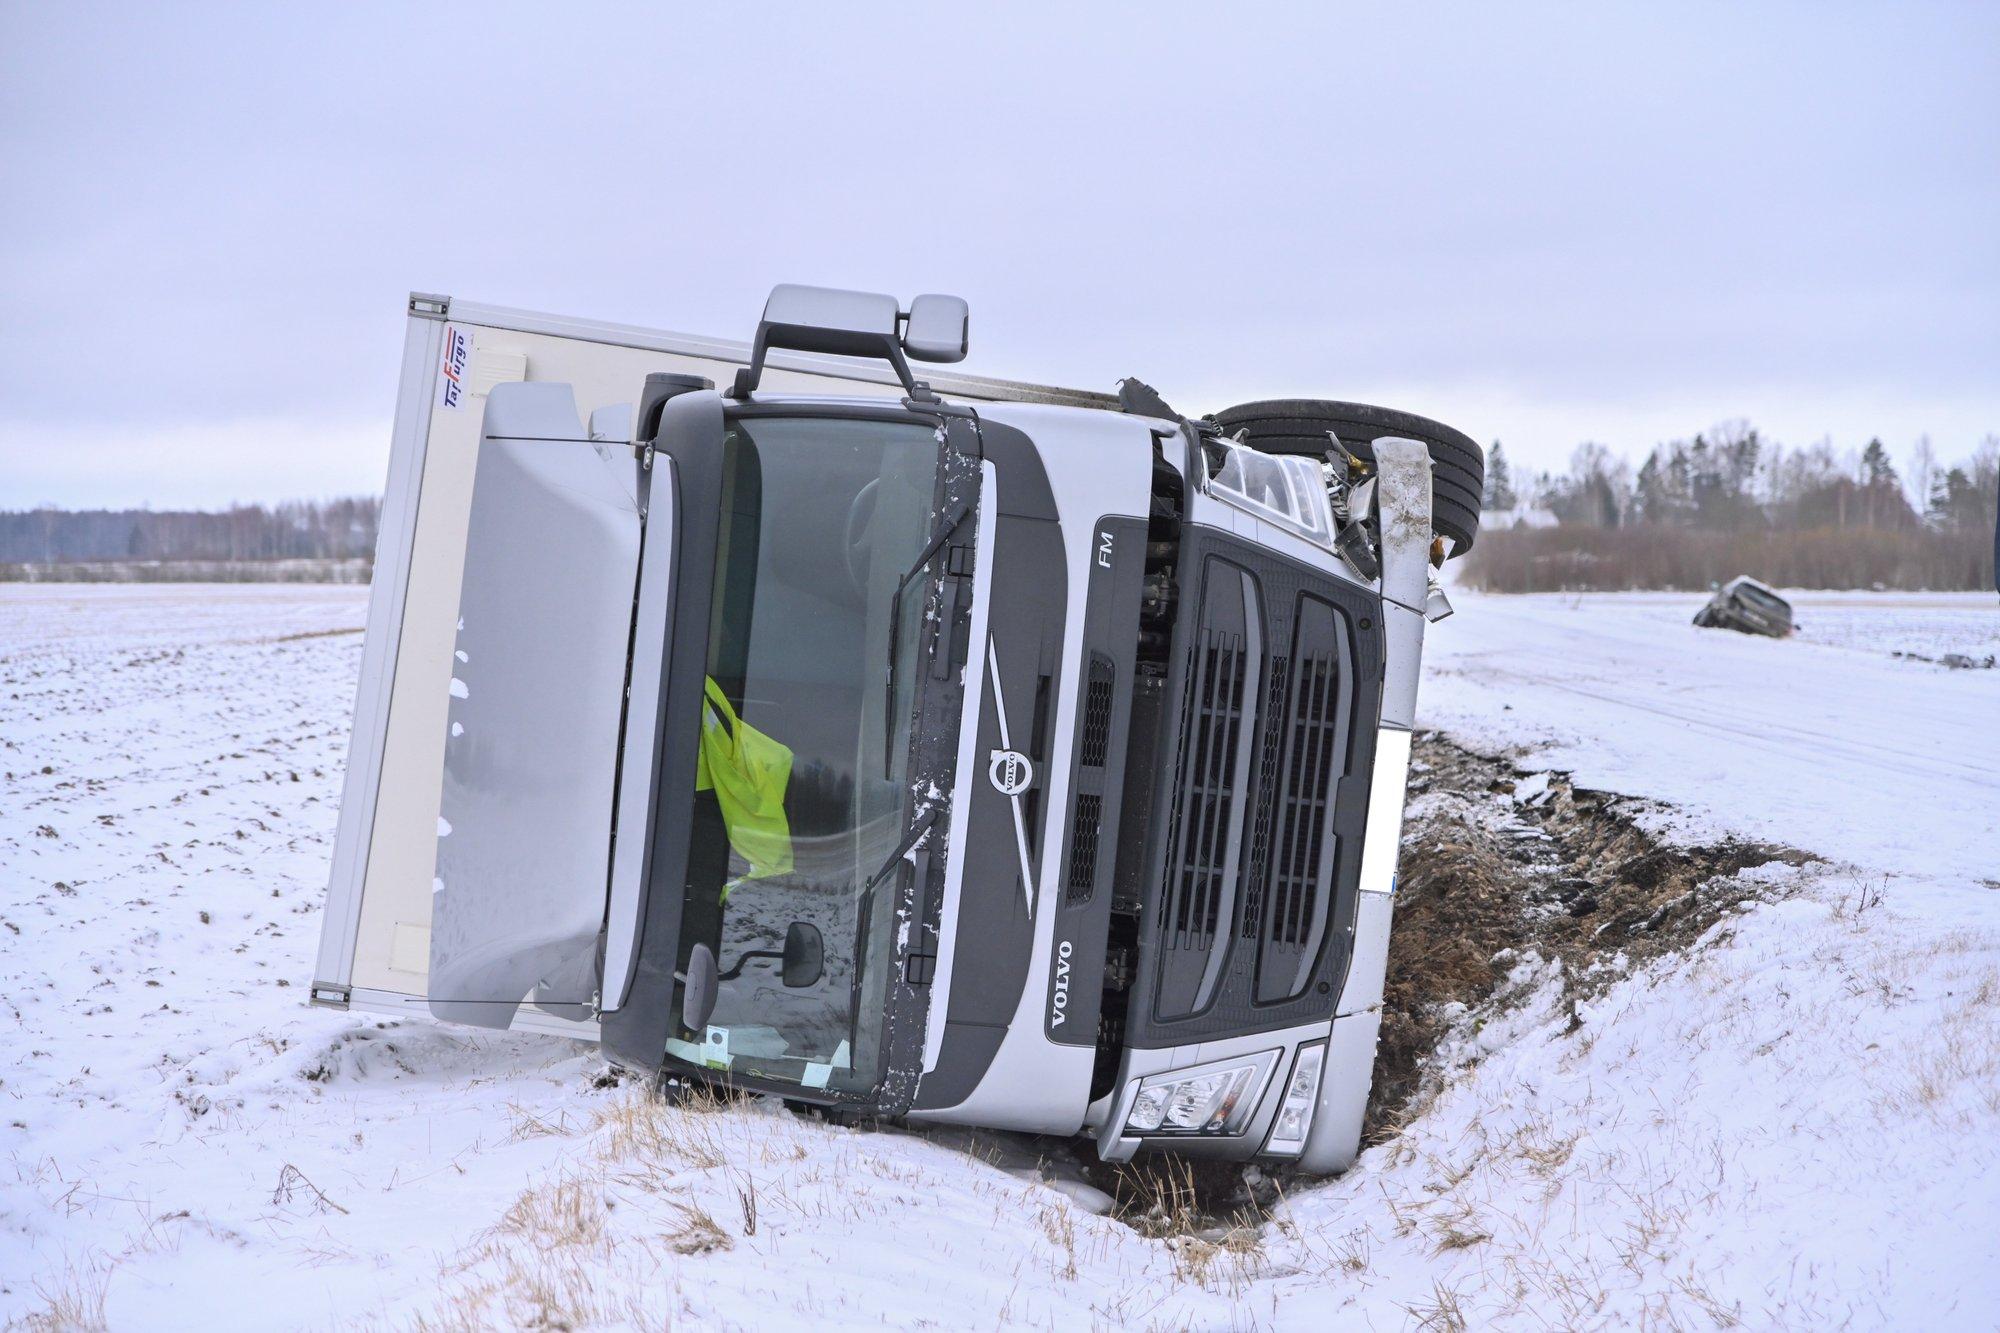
[438,325,471,408]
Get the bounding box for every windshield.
[1735,583,1787,616]
[666,414,940,1095]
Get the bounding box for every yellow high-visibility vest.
[694,677,794,893]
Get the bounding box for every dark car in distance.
[1693,576,1794,638]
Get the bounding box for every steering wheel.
[844,479,879,597]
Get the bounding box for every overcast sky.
[4,2,1996,508]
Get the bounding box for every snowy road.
[2,585,1996,1329]
[1422,591,2000,891]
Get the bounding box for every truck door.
[427,380,649,1028]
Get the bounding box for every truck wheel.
[1210,399,1485,557]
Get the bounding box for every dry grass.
[662,1199,732,1256]
[1036,1197,1080,1280]
[14,1258,111,1333]
[271,1162,348,1215]
[1164,1225,1265,1295]
[402,1085,768,1329]
[504,1104,580,1142]
[1402,1278,1470,1332]
[1328,1228,1371,1274]
[492,1175,607,1252]
[1090,1154,1252,1242]
[591,1083,732,1171]
[407,1254,661,1333]
[1060,1153,1277,1294]
[1874,946,2000,1128]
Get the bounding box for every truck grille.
[1240,657,1292,941]
[1267,656,1340,942]
[1064,655,1117,905]
[1067,793,1103,899]
[1162,632,1250,946]
[1255,597,1346,1001]
[1125,529,1385,1048]
[1079,660,1115,768]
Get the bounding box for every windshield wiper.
[862,805,940,895]
[884,500,971,776]
[849,805,941,1007]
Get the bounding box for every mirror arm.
[730,316,924,399]
[729,286,964,400]
[717,949,782,981]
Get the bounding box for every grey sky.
[4,2,1996,507]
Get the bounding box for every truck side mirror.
[678,943,718,1032]
[903,294,969,364]
[781,922,825,988]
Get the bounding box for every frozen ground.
[1783,590,2000,662]
[2,585,1996,1329]
[1421,590,2000,888]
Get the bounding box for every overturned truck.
[312,286,1483,1173]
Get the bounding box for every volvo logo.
[984,645,1038,917]
[987,748,1034,796]
[1049,939,1073,1028]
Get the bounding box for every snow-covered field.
[3,584,1997,1329]
[1785,591,2000,662]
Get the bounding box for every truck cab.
[313,285,1479,1174]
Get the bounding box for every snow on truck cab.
[312,285,1485,1174]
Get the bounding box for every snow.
[1420,590,2000,889]
[4,584,1997,1328]
[1265,880,2000,1327]
[1785,590,2000,661]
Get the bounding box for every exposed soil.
[1366,732,1811,1144]
[1078,731,1810,1227]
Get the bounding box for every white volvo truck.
[312,285,1483,1173]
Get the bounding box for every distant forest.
[4,429,1996,593]
[1464,428,1998,592]
[0,498,380,580]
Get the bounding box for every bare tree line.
[0,498,381,575]
[1468,426,1998,591]
[4,430,1995,593]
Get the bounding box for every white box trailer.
[312,293,1111,1036]
[313,287,1482,1172]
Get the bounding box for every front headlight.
[1261,1042,1326,1156]
[1123,1052,1275,1136]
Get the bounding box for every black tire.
[1210,399,1485,556]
